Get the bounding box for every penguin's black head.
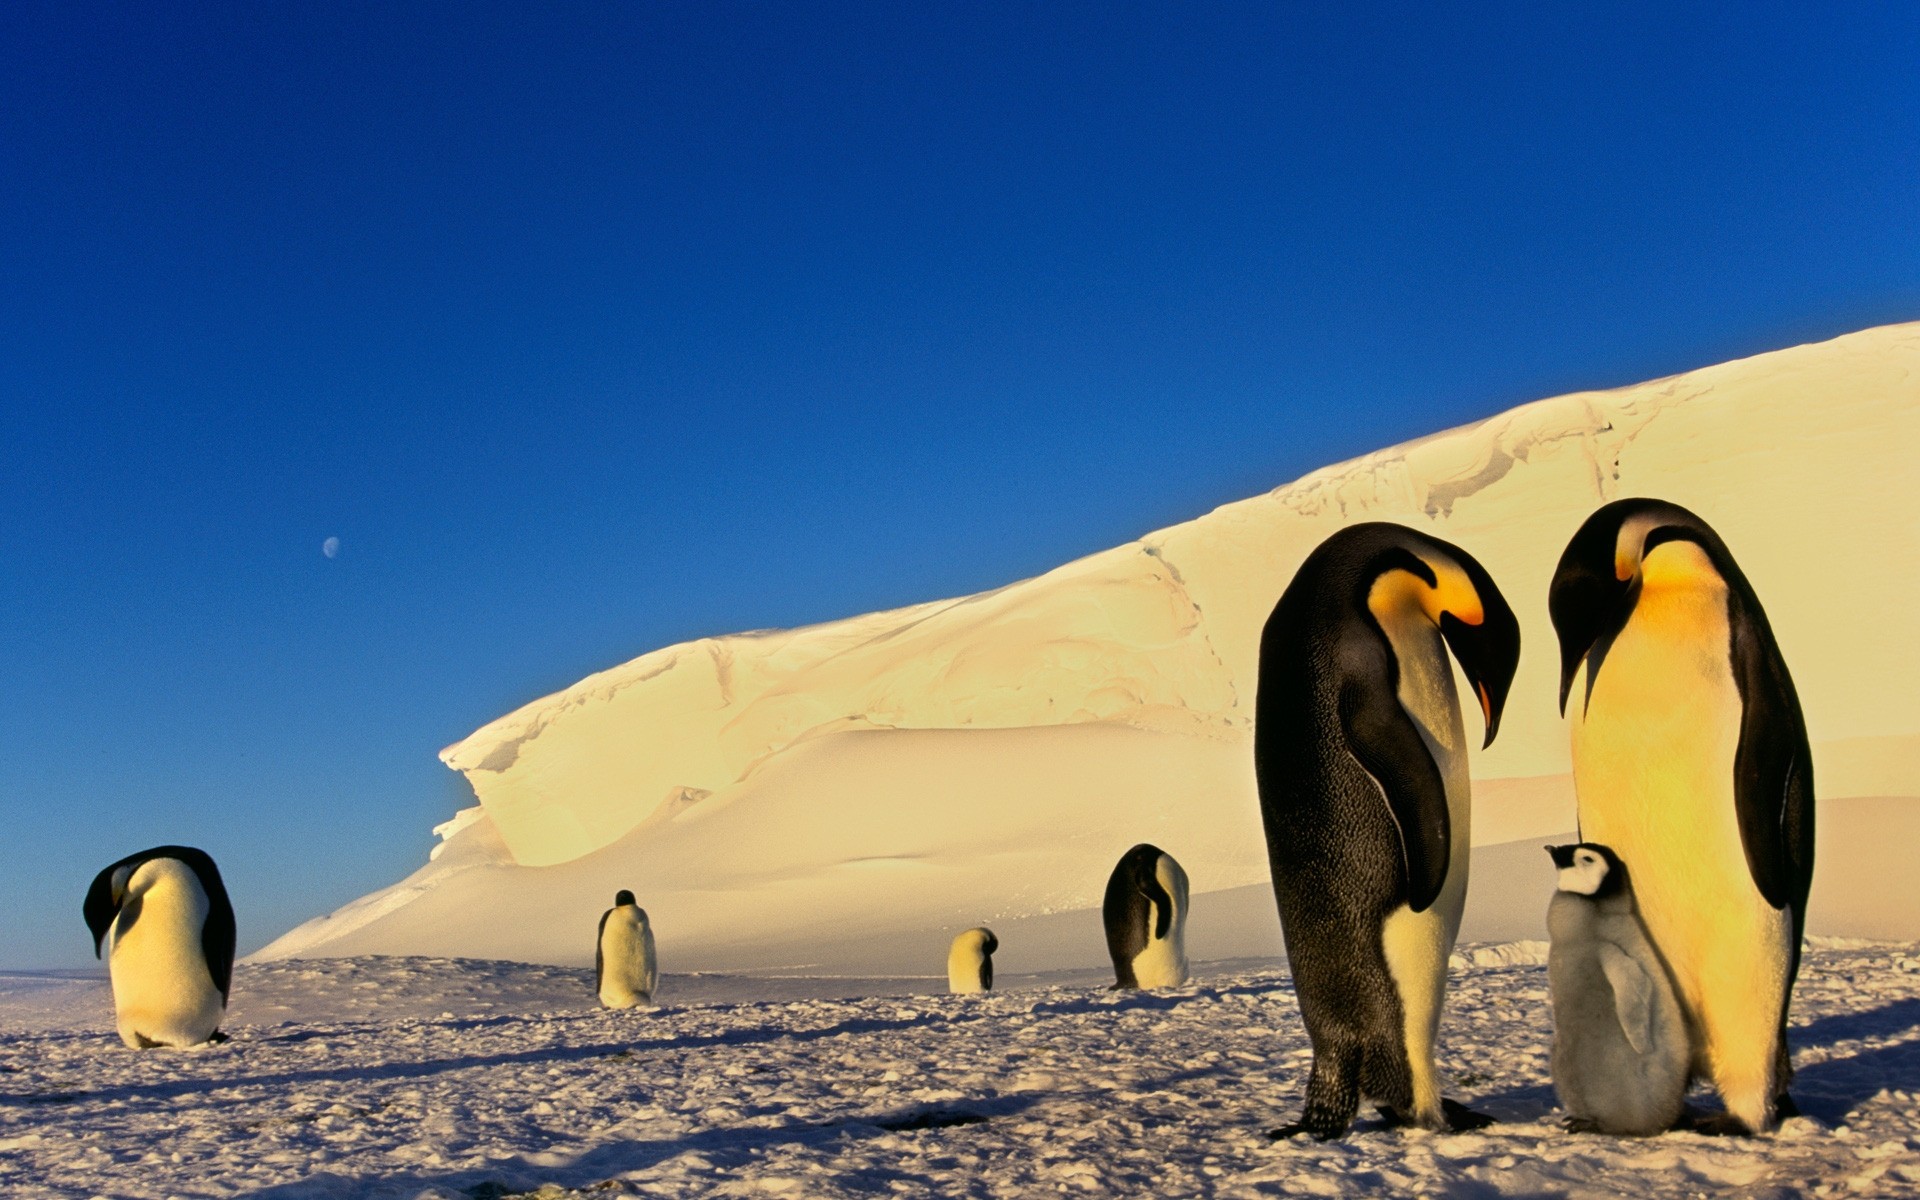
[1546,842,1626,898]
[1434,554,1522,749]
[1371,533,1522,749]
[981,928,999,956]
[1550,498,1725,715]
[614,890,637,907]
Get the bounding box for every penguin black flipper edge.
[1338,672,1450,913]
[1730,611,1816,914]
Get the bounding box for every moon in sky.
[322,536,341,559]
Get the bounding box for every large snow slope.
[261,323,1920,970]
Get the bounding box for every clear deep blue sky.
[3,3,1915,968]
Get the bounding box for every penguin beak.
[1439,606,1520,749]
[1549,518,1640,716]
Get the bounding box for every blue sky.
[2,3,1914,968]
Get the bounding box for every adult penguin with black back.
[1550,498,1813,1135]
[1255,523,1519,1140]
[83,845,235,1049]
[1102,843,1190,988]
[947,927,998,994]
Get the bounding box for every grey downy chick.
[1547,843,1690,1136]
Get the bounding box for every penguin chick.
[1547,843,1689,1136]
[948,927,998,994]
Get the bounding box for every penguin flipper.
[1732,693,1815,913]
[1338,676,1450,912]
[1137,873,1174,941]
[594,909,610,995]
[201,902,236,1004]
[1596,942,1656,1055]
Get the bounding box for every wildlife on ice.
[594,889,659,1009]
[1545,842,1690,1136]
[1102,843,1191,989]
[946,926,999,993]
[1253,523,1521,1139]
[1551,499,1814,1134]
[82,845,236,1049]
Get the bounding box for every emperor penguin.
[947,927,998,994]
[1550,498,1813,1135]
[1255,523,1520,1139]
[1102,844,1191,989]
[595,890,658,1009]
[83,845,236,1049]
[1546,843,1690,1136]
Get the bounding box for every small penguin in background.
[947,927,998,994]
[83,845,235,1049]
[1102,844,1191,989]
[1551,499,1813,1134]
[1547,843,1689,1136]
[596,890,658,1008]
[1255,523,1520,1139]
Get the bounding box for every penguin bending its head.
[1551,498,1812,1135]
[596,890,658,1009]
[1102,844,1190,989]
[947,927,998,994]
[1254,523,1520,1140]
[1546,843,1690,1136]
[83,845,235,1049]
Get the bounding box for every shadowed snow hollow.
[261,323,1920,969]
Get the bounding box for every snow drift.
[260,323,1920,970]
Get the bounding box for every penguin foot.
[1684,1111,1756,1137]
[206,1030,230,1045]
[1774,1092,1800,1120]
[1441,1098,1496,1131]
[1267,1120,1344,1143]
[1561,1116,1601,1134]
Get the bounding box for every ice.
[3,946,1917,1198]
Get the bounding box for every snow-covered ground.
[5,945,1917,1198]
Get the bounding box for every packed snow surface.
[5,946,1918,1198]
[264,323,1920,970]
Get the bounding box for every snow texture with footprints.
[4,944,1919,1198]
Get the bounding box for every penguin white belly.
[1571,576,1791,1130]
[1376,618,1472,1123]
[947,940,987,994]
[598,914,657,1008]
[109,879,222,1049]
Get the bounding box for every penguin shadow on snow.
[1785,995,1920,1126]
[235,1092,1056,1200]
[4,1007,1001,1110]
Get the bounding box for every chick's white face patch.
[1557,849,1610,896]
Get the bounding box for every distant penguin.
[947,927,998,994]
[595,890,658,1009]
[1547,843,1689,1136]
[83,845,235,1049]
[1255,523,1520,1139]
[1102,844,1191,989]
[1551,499,1813,1135]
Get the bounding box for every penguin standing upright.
[83,845,235,1049]
[1546,842,1690,1136]
[1550,498,1813,1135]
[1255,523,1519,1139]
[595,890,658,1009]
[1102,844,1191,988]
[947,927,998,994]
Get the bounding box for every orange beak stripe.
[1476,681,1492,728]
